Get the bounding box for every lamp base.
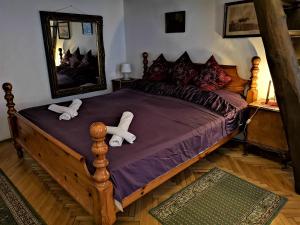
[123,73,130,80]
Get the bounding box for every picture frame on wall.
[58,21,70,39]
[223,0,260,38]
[82,22,93,35]
[165,11,186,33]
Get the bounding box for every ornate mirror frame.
[40,11,106,98]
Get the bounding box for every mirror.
[40,11,106,98]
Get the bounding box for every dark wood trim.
[39,11,106,98]
[223,0,260,38]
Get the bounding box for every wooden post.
[142,52,149,77]
[246,56,261,103]
[90,122,116,225]
[254,0,300,193]
[2,83,23,158]
[58,48,63,64]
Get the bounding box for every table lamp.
[121,63,132,80]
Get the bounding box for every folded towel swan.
[48,99,82,120]
[48,103,135,146]
[109,111,134,147]
[107,126,136,144]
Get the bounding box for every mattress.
[19,87,247,202]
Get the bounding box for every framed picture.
[58,21,70,39]
[223,0,260,38]
[82,22,93,35]
[165,11,185,33]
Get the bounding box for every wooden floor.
[0,140,299,225]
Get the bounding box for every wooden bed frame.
[2,53,261,225]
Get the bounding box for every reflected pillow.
[192,55,232,91]
[144,54,170,81]
[69,54,81,68]
[81,50,93,64]
[171,52,198,86]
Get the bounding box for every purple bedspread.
[19,88,246,202]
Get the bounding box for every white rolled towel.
[107,126,136,145]
[48,99,82,120]
[109,111,134,147]
[59,99,82,120]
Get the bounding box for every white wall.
[0,0,126,141]
[124,0,273,98]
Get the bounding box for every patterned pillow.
[144,54,170,81]
[171,52,198,86]
[192,55,232,91]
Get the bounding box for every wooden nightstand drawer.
[247,109,288,151]
[112,78,138,92]
[245,100,290,166]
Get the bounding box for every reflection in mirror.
[40,12,106,98]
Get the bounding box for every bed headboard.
[142,52,261,103]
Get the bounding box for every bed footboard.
[2,83,116,225]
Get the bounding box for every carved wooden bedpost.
[58,48,63,64]
[2,83,23,158]
[142,52,149,77]
[90,122,116,225]
[246,56,261,103]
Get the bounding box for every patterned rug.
[0,169,46,225]
[150,168,287,225]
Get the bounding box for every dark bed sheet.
[19,89,246,202]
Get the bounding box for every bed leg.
[2,83,23,159]
[90,122,116,225]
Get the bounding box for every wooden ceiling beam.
[254,0,300,194]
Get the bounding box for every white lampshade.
[121,63,132,73]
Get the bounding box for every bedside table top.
[112,78,138,82]
[249,99,279,112]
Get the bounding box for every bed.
[2,52,261,225]
[56,48,99,89]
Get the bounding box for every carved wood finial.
[142,52,149,77]
[90,122,110,187]
[2,83,16,119]
[246,56,261,103]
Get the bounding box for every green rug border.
[149,167,287,225]
[0,168,47,225]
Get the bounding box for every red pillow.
[144,54,170,81]
[171,52,198,86]
[192,55,232,91]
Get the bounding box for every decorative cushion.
[171,52,198,86]
[144,54,170,81]
[81,50,93,64]
[192,55,232,91]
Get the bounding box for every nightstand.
[245,100,290,166]
[112,78,138,92]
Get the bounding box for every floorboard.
[0,140,299,225]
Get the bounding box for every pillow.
[171,52,198,86]
[192,55,232,91]
[81,50,93,64]
[144,54,170,81]
[73,47,81,57]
